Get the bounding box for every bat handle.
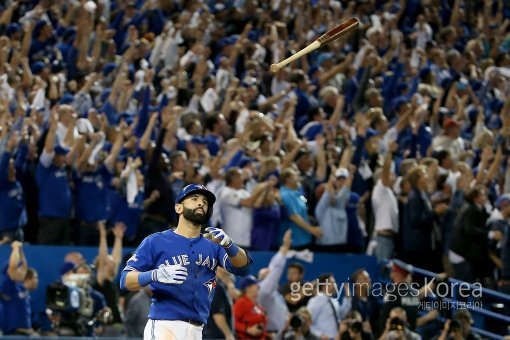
[270,64,280,73]
[270,41,321,73]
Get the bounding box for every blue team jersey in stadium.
[1,275,32,334]
[121,230,251,324]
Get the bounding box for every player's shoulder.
[145,230,221,248]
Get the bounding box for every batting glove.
[205,227,232,247]
[152,265,188,284]
[205,227,241,257]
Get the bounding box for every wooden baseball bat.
[270,17,359,73]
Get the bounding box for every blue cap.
[239,275,258,291]
[218,36,237,48]
[118,112,134,125]
[239,157,255,168]
[55,145,70,155]
[366,128,379,139]
[62,27,76,41]
[102,62,117,77]
[391,96,408,112]
[308,65,320,77]
[467,107,479,122]
[60,262,77,275]
[176,184,216,220]
[31,61,46,75]
[176,184,216,204]
[33,20,48,38]
[6,23,20,37]
[419,67,431,80]
[102,141,113,153]
[396,82,409,93]
[303,123,324,141]
[117,148,129,161]
[496,194,510,209]
[317,52,334,66]
[60,93,75,105]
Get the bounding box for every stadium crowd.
[1,0,510,338]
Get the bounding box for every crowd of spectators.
[1,0,510,337]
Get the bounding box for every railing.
[381,259,510,340]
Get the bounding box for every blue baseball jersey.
[121,230,252,324]
[1,275,32,334]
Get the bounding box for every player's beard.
[183,207,208,225]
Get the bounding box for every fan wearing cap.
[314,167,353,252]
[432,118,465,161]
[453,310,480,340]
[72,129,123,246]
[234,275,267,339]
[0,132,28,243]
[120,184,252,340]
[36,111,74,245]
[29,20,56,60]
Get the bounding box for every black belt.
[185,319,204,327]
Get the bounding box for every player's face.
[180,194,209,225]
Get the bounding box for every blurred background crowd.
[1,0,510,338]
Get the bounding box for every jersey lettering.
[195,254,217,270]
[171,255,190,266]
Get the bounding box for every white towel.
[126,169,138,205]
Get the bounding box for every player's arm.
[205,227,252,275]
[7,241,27,282]
[120,238,188,291]
[121,265,188,291]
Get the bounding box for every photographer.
[437,319,463,340]
[453,310,480,340]
[337,311,373,340]
[47,261,111,336]
[378,307,421,340]
[281,307,321,340]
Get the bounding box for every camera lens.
[290,314,303,329]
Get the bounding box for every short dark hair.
[291,70,306,84]
[225,167,241,185]
[464,186,484,204]
[25,267,37,281]
[317,273,334,285]
[288,262,304,275]
[170,151,186,166]
[433,149,451,166]
[350,268,367,283]
[205,114,221,132]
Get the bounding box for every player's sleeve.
[121,236,154,274]
[218,246,253,277]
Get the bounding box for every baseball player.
[120,184,252,340]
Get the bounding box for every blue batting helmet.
[175,184,216,219]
